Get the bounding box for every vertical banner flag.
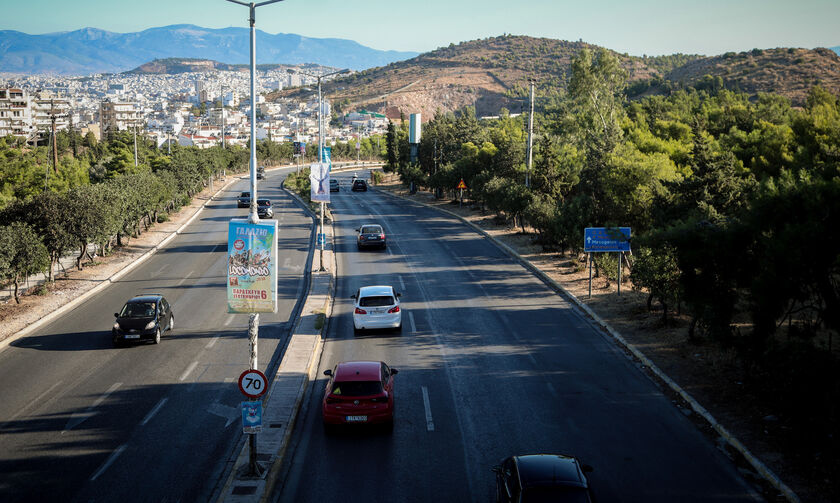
[322,146,332,171]
[227,219,278,313]
[310,162,331,203]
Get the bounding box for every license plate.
[124,334,140,339]
[345,415,367,422]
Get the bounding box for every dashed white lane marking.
[224,314,235,326]
[526,353,538,366]
[141,398,168,426]
[180,361,199,381]
[546,383,559,398]
[94,382,123,407]
[206,335,220,348]
[421,386,435,431]
[90,444,126,481]
[176,270,195,287]
[399,276,406,290]
[408,312,417,333]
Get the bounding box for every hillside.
[666,47,840,105]
[270,36,840,118]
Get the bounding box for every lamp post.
[225,0,284,478]
[287,67,349,272]
[526,78,535,188]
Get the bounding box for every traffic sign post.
[584,227,631,297]
[457,179,467,207]
[237,368,268,477]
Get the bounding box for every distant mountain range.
[0,24,418,75]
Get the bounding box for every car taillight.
[355,307,367,315]
[326,396,340,404]
[370,394,388,403]
[388,305,400,313]
[380,234,385,239]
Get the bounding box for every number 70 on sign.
[238,369,268,398]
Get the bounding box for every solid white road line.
[206,335,220,348]
[90,444,126,481]
[399,276,406,290]
[408,312,417,333]
[180,361,199,381]
[421,386,435,431]
[141,398,168,426]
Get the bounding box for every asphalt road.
[0,168,313,502]
[273,173,763,503]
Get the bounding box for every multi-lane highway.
[274,172,763,502]
[0,167,313,502]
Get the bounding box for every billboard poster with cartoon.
[310,162,330,203]
[227,219,277,313]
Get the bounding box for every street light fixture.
[287,67,350,272]
[225,0,284,479]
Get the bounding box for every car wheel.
[383,418,394,433]
[112,337,122,348]
[353,326,360,336]
[169,314,174,332]
[323,422,336,435]
[395,323,402,334]
[153,328,161,345]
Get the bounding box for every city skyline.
[3,0,839,57]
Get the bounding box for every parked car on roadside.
[112,294,174,346]
[322,360,398,430]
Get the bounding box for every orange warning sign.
[456,179,467,190]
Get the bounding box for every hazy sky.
[4,0,839,56]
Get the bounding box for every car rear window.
[330,380,383,396]
[361,226,381,234]
[359,295,395,307]
[120,302,156,318]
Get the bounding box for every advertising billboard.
[310,162,330,203]
[227,219,278,313]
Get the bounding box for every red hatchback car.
[322,361,398,429]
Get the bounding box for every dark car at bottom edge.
[494,454,594,503]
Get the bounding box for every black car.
[257,199,274,219]
[257,166,266,180]
[493,454,594,503]
[357,224,386,250]
[112,294,174,346]
[237,191,251,208]
[352,179,367,192]
[329,179,340,192]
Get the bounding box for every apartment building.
[0,88,33,140]
[32,97,71,137]
[100,100,142,137]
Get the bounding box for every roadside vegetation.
[387,48,840,498]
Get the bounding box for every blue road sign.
[584,227,631,252]
[241,401,262,433]
[317,233,326,246]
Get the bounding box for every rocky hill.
[271,35,840,118]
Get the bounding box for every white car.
[352,285,402,334]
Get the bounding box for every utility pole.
[50,100,59,173]
[226,0,285,478]
[526,79,535,188]
[133,123,138,167]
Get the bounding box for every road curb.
[374,186,800,503]
[0,174,242,353]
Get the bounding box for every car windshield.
[359,295,395,307]
[240,192,250,197]
[257,199,270,206]
[521,487,589,503]
[360,226,381,234]
[330,380,382,396]
[120,302,156,318]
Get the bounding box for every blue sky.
[4,0,838,56]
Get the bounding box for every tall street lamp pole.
[526,78,535,188]
[288,67,349,272]
[225,0,284,478]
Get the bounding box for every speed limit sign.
[238,369,268,399]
